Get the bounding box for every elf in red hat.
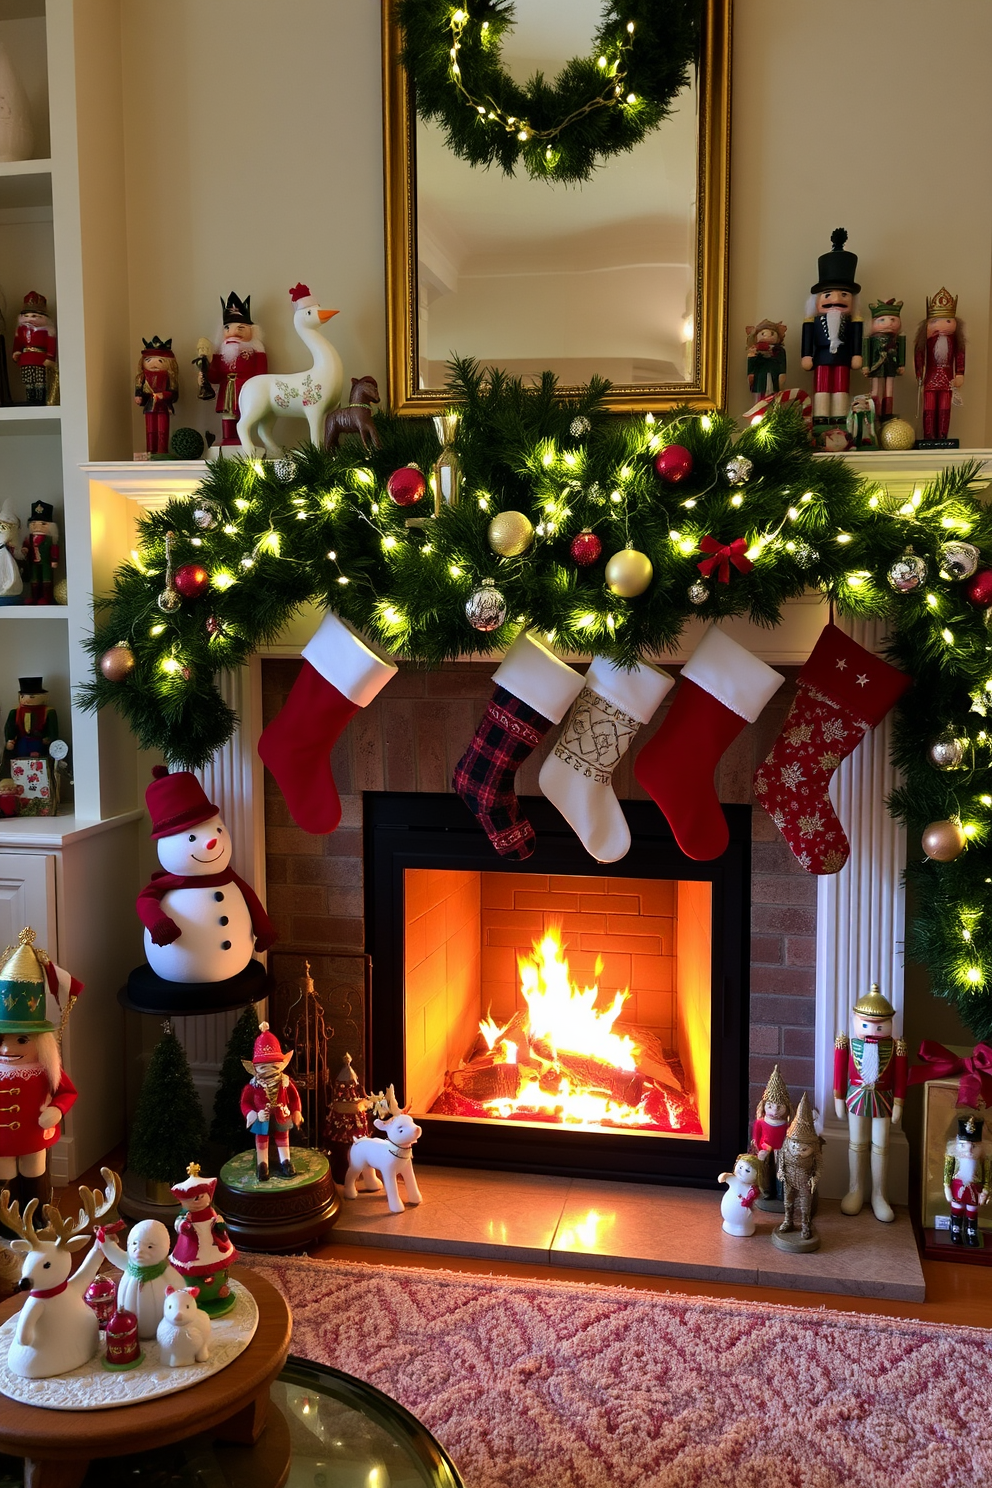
[240,1023,303,1181]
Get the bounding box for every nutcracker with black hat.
[205,290,267,452]
[833,983,907,1223]
[801,228,863,441]
[128,766,276,1014]
[20,499,59,605]
[943,1113,991,1248]
[169,1161,238,1315]
[240,1024,303,1182]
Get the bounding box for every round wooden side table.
[0,1268,291,1488]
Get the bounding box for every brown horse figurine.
[323,375,381,452]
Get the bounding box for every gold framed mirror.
[382,0,731,416]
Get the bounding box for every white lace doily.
[0,1278,259,1411]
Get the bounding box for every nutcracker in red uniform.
[240,1023,303,1181]
[133,336,179,456]
[0,926,82,1218]
[205,291,267,450]
[914,287,965,444]
[943,1113,991,1248]
[750,1063,793,1208]
[833,984,907,1223]
[800,229,863,438]
[11,291,56,405]
[169,1161,238,1317]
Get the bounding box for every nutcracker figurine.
[862,298,905,422]
[4,677,57,758]
[240,1022,303,1181]
[11,291,56,405]
[134,336,179,457]
[773,1093,824,1252]
[914,287,965,444]
[751,1064,793,1209]
[833,983,907,1223]
[943,1113,991,1248]
[745,320,788,398]
[324,1052,373,1183]
[800,229,863,437]
[169,1162,238,1316]
[20,500,59,605]
[205,292,267,450]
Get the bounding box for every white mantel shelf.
[816,448,992,494]
[81,460,209,504]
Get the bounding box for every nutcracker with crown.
[169,1162,238,1316]
[834,984,907,1223]
[128,766,276,1013]
[862,298,905,422]
[801,229,863,446]
[11,291,56,405]
[915,287,965,448]
[204,291,267,454]
[21,501,59,605]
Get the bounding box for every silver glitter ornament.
[156,587,181,613]
[888,547,927,593]
[792,540,819,569]
[725,455,754,486]
[927,728,968,771]
[938,540,980,582]
[688,581,709,605]
[465,579,507,632]
[570,415,591,437]
[274,455,297,483]
[192,500,219,531]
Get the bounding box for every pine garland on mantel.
[81,358,992,1037]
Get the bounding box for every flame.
[518,929,639,1071]
[479,1014,509,1050]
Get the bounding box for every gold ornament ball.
[921,819,967,862]
[878,418,916,451]
[53,578,67,605]
[605,548,653,597]
[488,510,534,558]
[99,643,135,682]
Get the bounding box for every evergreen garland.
[209,1004,261,1157]
[127,1027,206,1184]
[397,0,701,183]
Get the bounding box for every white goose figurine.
[236,283,343,457]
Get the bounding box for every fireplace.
[364,793,750,1184]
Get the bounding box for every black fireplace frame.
[364,792,751,1187]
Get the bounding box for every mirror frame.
[382,0,732,417]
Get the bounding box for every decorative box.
[921,1076,990,1232]
[10,757,52,816]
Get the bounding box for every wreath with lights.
[396,0,701,183]
[82,359,992,1039]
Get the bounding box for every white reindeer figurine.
[1,1168,120,1378]
[343,1085,423,1214]
[236,283,343,457]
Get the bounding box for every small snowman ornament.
[718,1154,763,1236]
[96,1218,183,1340]
[135,767,276,984]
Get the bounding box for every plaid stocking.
[753,623,910,874]
[453,631,583,860]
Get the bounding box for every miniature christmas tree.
[209,1003,261,1156]
[127,1025,206,1183]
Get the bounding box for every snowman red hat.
[146,765,219,840]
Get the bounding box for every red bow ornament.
[697,535,753,585]
[908,1040,992,1109]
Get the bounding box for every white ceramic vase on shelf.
[0,42,34,162]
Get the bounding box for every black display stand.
[123,959,270,1015]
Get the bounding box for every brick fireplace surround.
[261,659,817,1125]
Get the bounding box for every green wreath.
[397,0,702,183]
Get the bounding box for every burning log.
[448,1061,522,1103]
[537,1052,646,1108]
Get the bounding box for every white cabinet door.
[0,854,57,952]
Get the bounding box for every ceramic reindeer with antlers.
[1,1167,120,1378]
[342,1085,422,1214]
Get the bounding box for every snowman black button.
[214,891,224,902]
[221,940,232,950]
[219,915,229,926]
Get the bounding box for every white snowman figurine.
[96,1218,184,1340]
[717,1154,764,1237]
[135,767,276,984]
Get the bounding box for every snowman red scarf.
[136,866,277,949]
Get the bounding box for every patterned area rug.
[242,1254,992,1488]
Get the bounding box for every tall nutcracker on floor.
[834,983,907,1223]
[240,1023,303,1181]
[800,229,862,440]
[915,287,965,445]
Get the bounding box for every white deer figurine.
[1,1167,121,1378]
[343,1085,423,1214]
[236,283,343,457]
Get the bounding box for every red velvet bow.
[908,1040,992,1109]
[697,535,753,584]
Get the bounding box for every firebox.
[365,793,750,1185]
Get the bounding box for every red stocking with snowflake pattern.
[753,624,910,874]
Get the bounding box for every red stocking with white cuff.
[633,626,785,861]
[753,623,910,874]
[258,611,397,835]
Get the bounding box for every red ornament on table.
[84,1277,118,1330]
[654,444,694,484]
[387,465,426,507]
[570,529,602,566]
[102,1308,143,1370]
[965,569,992,608]
[173,563,210,600]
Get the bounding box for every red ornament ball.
[570,529,602,566]
[387,465,426,507]
[654,444,694,484]
[173,563,210,600]
[965,568,992,608]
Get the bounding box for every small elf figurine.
[751,1064,793,1208]
[169,1162,238,1317]
[324,1052,373,1183]
[862,297,905,421]
[206,292,267,449]
[800,228,863,436]
[0,927,81,1217]
[240,1024,303,1181]
[0,499,22,606]
[20,500,59,605]
[11,291,57,405]
[133,336,179,457]
[834,983,907,1223]
[915,287,965,443]
[774,1093,824,1249]
[745,320,788,397]
[943,1113,991,1248]
[4,677,57,759]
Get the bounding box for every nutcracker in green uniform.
[862,298,905,422]
[833,984,907,1223]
